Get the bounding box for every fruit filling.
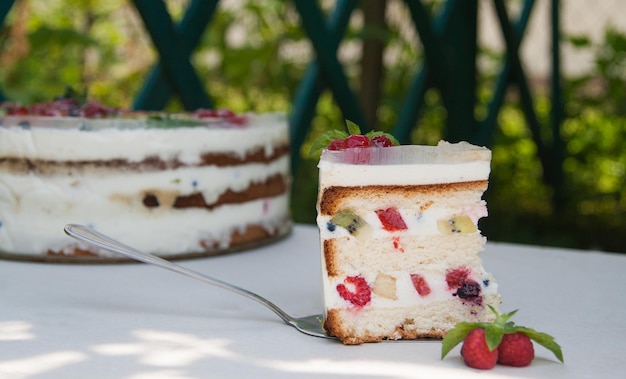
[446,267,470,289]
[446,267,483,304]
[410,273,431,297]
[376,207,408,231]
[372,273,397,300]
[454,279,483,305]
[329,209,373,240]
[437,215,477,234]
[336,276,372,307]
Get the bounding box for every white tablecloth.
[1,224,624,379]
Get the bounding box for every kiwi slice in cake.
[437,215,477,234]
[330,209,373,240]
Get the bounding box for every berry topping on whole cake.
[0,90,248,127]
[0,91,120,118]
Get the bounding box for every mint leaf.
[441,323,479,359]
[492,306,518,324]
[345,120,361,135]
[484,323,505,351]
[516,327,564,363]
[308,129,349,157]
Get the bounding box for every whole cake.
[316,139,501,344]
[0,100,291,261]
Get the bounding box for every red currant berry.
[370,135,394,147]
[344,134,371,148]
[327,139,346,150]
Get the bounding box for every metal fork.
[63,224,332,339]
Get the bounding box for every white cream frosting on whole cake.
[0,113,292,260]
[316,141,501,344]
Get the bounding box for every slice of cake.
[316,140,501,344]
[0,100,291,261]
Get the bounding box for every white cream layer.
[0,113,288,163]
[0,160,290,255]
[0,192,290,256]
[318,142,491,186]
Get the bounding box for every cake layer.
[325,292,500,344]
[1,156,289,206]
[0,113,287,163]
[318,181,487,215]
[322,235,488,278]
[317,182,488,240]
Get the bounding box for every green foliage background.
[1,1,624,253]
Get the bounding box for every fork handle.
[63,224,293,324]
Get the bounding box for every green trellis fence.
[0,0,564,206]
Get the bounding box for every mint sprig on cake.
[309,120,399,157]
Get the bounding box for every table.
[1,224,624,378]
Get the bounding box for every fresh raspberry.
[442,308,563,368]
[336,276,371,307]
[498,332,535,367]
[370,135,394,147]
[327,139,346,150]
[461,328,498,370]
[410,273,431,296]
[344,134,371,148]
[446,267,470,289]
[376,207,407,231]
